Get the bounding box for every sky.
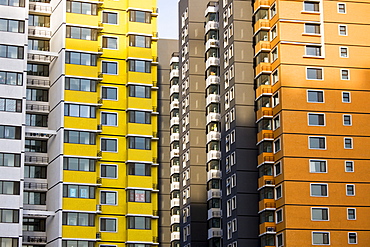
[157,0,178,39]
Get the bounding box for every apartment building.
[0,0,159,246]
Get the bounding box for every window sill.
[303,55,325,59]
[302,33,321,37]
[301,11,321,15]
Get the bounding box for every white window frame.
[272,69,279,84]
[102,61,118,75]
[348,232,357,244]
[312,231,330,245]
[339,25,348,36]
[101,111,118,126]
[310,183,328,197]
[271,47,278,62]
[342,91,351,103]
[270,3,276,18]
[272,91,279,107]
[302,1,320,13]
[276,209,283,223]
[275,184,282,199]
[344,137,353,149]
[337,3,346,13]
[308,113,325,126]
[345,161,354,172]
[102,11,119,25]
[274,161,282,176]
[347,208,356,220]
[343,114,352,126]
[102,35,118,50]
[308,136,326,150]
[274,138,281,153]
[341,69,350,80]
[307,90,324,103]
[273,114,280,130]
[100,164,118,179]
[101,86,118,101]
[276,233,284,247]
[100,190,118,205]
[309,159,327,173]
[101,138,118,153]
[306,67,323,80]
[100,217,118,232]
[339,46,349,58]
[311,207,329,221]
[271,25,277,40]
[346,184,355,196]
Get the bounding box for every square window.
[306,46,321,56]
[343,115,352,126]
[347,208,356,220]
[310,160,327,173]
[311,184,328,196]
[102,61,117,75]
[338,3,346,13]
[102,37,117,49]
[340,47,348,58]
[102,87,117,100]
[339,25,347,35]
[305,24,320,34]
[101,138,117,152]
[312,232,330,245]
[307,90,324,103]
[100,191,117,205]
[311,208,329,221]
[307,68,323,80]
[342,92,351,103]
[341,69,349,80]
[100,218,117,232]
[309,137,326,149]
[348,232,357,244]
[344,138,353,149]
[304,1,319,12]
[101,112,117,126]
[103,12,118,24]
[101,164,117,178]
[346,184,355,196]
[345,161,354,172]
[308,113,325,126]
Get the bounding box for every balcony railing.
[26,104,49,113]
[25,156,48,164]
[24,182,48,190]
[27,78,50,87]
[29,3,52,13]
[28,29,52,38]
[27,54,52,63]
[23,236,47,244]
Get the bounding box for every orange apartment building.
[253,0,370,246]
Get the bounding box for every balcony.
[206,75,220,87]
[171,231,180,241]
[206,112,221,124]
[170,55,179,65]
[256,107,273,121]
[24,182,48,191]
[29,2,52,14]
[206,57,220,69]
[170,117,179,126]
[171,215,180,224]
[255,63,272,75]
[25,131,53,140]
[170,70,179,80]
[171,198,180,208]
[254,19,270,33]
[170,165,180,175]
[22,235,47,245]
[170,149,180,159]
[26,103,49,113]
[170,182,180,191]
[258,176,275,189]
[255,41,271,55]
[25,155,48,165]
[205,21,219,33]
[170,100,179,111]
[257,130,274,144]
[258,153,274,166]
[207,170,221,180]
[28,28,51,39]
[259,199,276,211]
[207,131,221,143]
[207,189,221,200]
[255,85,272,99]
[27,53,52,63]
[206,39,219,50]
[170,84,179,95]
[206,94,220,106]
[207,150,221,162]
[259,222,276,235]
[254,0,270,10]
[208,228,222,239]
[207,208,222,220]
[27,78,50,88]
[170,133,179,143]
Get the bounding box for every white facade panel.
[0,140,23,152]
[0,167,21,180]
[0,195,21,208]
[0,223,21,237]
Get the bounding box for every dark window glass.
[0,45,23,59]
[26,88,48,102]
[101,139,117,152]
[64,131,96,145]
[0,98,22,112]
[102,12,117,24]
[129,10,151,23]
[102,62,117,74]
[66,1,97,15]
[23,218,45,230]
[66,26,98,40]
[25,140,47,153]
[127,216,151,229]
[65,52,97,66]
[23,192,46,204]
[24,165,47,178]
[129,85,151,98]
[65,78,96,92]
[102,87,117,100]
[0,126,21,139]
[0,19,24,32]
[29,14,50,27]
[129,35,151,48]
[63,185,95,199]
[100,218,116,231]
[128,60,151,73]
[0,71,23,85]
[63,157,95,171]
[128,190,151,202]
[64,104,96,118]
[0,153,21,167]
[128,111,151,124]
[62,212,95,226]
[128,137,151,150]
[26,114,48,127]
[128,163,151,176]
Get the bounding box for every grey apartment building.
[158,0,259,246]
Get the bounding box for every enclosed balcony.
[205,21,219,34]
[29,2,52,15]
[170,69,179,80]
[206,39,219,51]
[206,94,220,106]
[207,208,221,220]
[170,117,179,126]
[170,165,179,175]
[206,75,220,87]
[170,198,180,208]
[171,231,180,241]
[208,228,222,239]
[170,84,179,95]
[207,189,221,200]
[170,182,180,191]
[206,131,221,143]
[171,214,180,225]
[170,100,179,111]
[207,170,221,180]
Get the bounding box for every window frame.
[273,138,281,153]
[311,207,329,221]
[303,1,320,13]
[307,90,324,103]
[339,46,349,58]
[276,209,283,223]
[348,232,357,244]
[310,183,328,197]
[342,92,351,103]
[102,11,118,25]
[101,138,118,153]
[344,137,353,149]
[308,136,326,150]
[101,111,118,126]
[306,67,323,80]
[340,69,350,80]
[102,61,118,75]
[100,190,117,205]
[276,233,284,247]
[274,161,282,176]
[312,231,330,245]
[101,86,118,100]
[304,23,321,35]
[100,164,118,179]
[337,3,346,14]
[347,208,356,220]
[275,184,282,199]
[345,161,354,172]
[346,184,355,196]
[343,114,352,126]
[339,25,347,36]
[305,45,322,57]
[273,114,280,130]
[308,113,325,126]
[100,217,117,232]
[102,36,118,50]
[309,159,327,173]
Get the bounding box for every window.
[62,212,95,226]
[277,233,283,247]
[102,12,117,24]
[275,185,282,199]
[0,71,23,85]
[102,61,117,75]
[101,191,117,205]
[29,15,50,27]
[0,238,18,247]
[128,111,151,124]
[0,98,22,112]
[129,10,151,23]
[304,1,319,12]
[274,139,281,153]
[308,90,324,103]
[101,164,117,178]
[128,163,151,176]
[305,23,320,34]
[348,233,357,244]
[127,216,151,229]
[0,45,24,59]
[271,26,277,40]
[101,138,117,152]
[311,208,328,221]
[310,160,327,173]
[102,87,117,100]
[273,115,280,130]
[23,218,45,231]
[64,104,96,118]
[66,1,97,15]
[129,60,151,73]
[272,48,278,62]
[341,69,349,80]
[100,218,116,232]
[101,112,117,126]
[307,68,323,80]
[23,192,45,204]
[311,184,328,196]
[275,162,281,176]
[270,4,276,17]
[65,77,96,92]
[345,161,354,172]
[128,189,151,202]
[63,185,95,198]
[309,137,326,149]
[339,25,347,35]
[343,115,352,126]
[338,3,346,13]
[28,39,49,51]
[62,240,94,247]
[66,26,98,40]
[346,184,355,196]
[344,138,353,149]
[276,209,283,223]
[312,232,330,245]
[129,85,151,98]
[308,113,325,126]
[273,92,279,107]
[102,37,117,49]
[128,137,151,150]
[25,165,47,178]
[0,209,18,223]
[0,153,20,167]
[0,19,25,33]
[65,51,97,66]
[25,140,47,153]
[129,35,151,48]
[26,88,48,102]
[27,64,49,77]
[340,47,348,58]
[347,208,356,220]
[342,92,350,103]
[306,45,321,56]
[0,125,21,140]
[63,158,95,172]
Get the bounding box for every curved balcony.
[207,112,221,124]
[255,41,271,55]
[207,208,222,220]
[208,228,222,239]
[170,149,180,159]
[206,94,220,106]
[171,232,180,241]
[207,170,221,181]
[207,189,221,200]
[170,69,179,80]
[170,100,179,111]
[205,21,219,33]
[207,131,221,143]
[170,117,179,126]
[258,175,275,189]
[255,85,272,99]
[28,28,51,39]
[170,84,179,95]
[170,165,180,175]
[254,19,270,33]
[171,198,180,208]
[206,57,220,69]
[256,107,273,121]
[170,182,180,192]
[206,39,219,51]
[29,2,52,15]
[206,75,220,87]
[171,215,180,225]
[170,133,179,143]
[255,62,272,75]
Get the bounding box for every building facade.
[0,0,159,246]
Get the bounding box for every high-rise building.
[0,0,159,246]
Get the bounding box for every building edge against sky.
[0,0,159,246]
